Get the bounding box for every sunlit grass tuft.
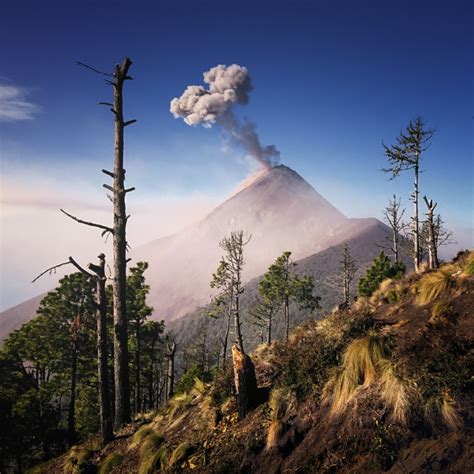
[98,452,123,474]
[415,265,457,306]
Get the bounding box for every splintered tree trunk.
[112,58,133,429]
[91,255,113,443]
[232,345,258,420]
[423,196,439,270]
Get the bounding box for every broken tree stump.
[232,344,258,420]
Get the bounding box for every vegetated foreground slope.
[38,251,474,473]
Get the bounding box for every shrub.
[98,453,123,474]
[358,252,405,298]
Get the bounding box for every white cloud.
[0,84,39,121]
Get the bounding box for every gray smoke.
[170,64,280,168]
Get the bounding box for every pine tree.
[357,251,405,298]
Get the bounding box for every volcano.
[0,165,391,339]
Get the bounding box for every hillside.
[35,251,474,473]
[168,218,402,358]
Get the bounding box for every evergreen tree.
[127,262,153,414]
[256,251,320,340]
[357,251,405,297]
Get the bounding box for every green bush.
[358,252,405,298]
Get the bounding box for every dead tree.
[166,339,176,400]
[383,116,434,273]
[72,57,136,428]
[33,254,113,443]
[423,196,439,269]
[339,245,357,307]
[383,194,406,263]
[217,231,258,419]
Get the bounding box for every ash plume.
[170,64,280,168]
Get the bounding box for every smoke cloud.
[170,64,280,168]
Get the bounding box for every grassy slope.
[34,252,474,473]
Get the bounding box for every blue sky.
[1,0,473,309]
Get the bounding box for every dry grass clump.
[440,391,463,431]
[64,447,94,473]
[137,431,166,474]
[353,296,370,312]
[462,251,474,276]
[167,442,196,468]
[139,445,168,474]
[266,386,296,449]
[415,264,458,306]
[424,390,463,432]
[98,452,123,474]
[130,424,154,449]
[323,333,414,422]
[168,393,192,418]
[429,299,451,322]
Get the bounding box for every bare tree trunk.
[234,290,245,353]
[110,58,134,429]
[284,295,290,340]
[134,324,141,414]
[423,196,439,270]
[67,339,77,445]
[267,312,272,345]
[90,254,114,443]
[166,341,176,400]
[413,162,420,272]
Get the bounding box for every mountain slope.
[131,164,350,321]
[168,217,397,355]
[0,164,386,341]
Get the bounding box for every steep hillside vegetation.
[169,219,407,360]
[34,251,473,473]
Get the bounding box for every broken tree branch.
[32,261,71,283]
[60,208,113,234]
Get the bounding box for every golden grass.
[266,420,284,450]
[268,386,296,421]
[415,265,458,306]
[138,445,168,474]
[138,431,165,460]
[429,299,450,322]
[167,442,195,468]
[323,333,414,422]
[64,447,94,473]
[168,393,192,418]
[441,391,463,431]
[130,424,154,449]
[98,452,123,474]
[462,252,474,276]
[353,296,370,313]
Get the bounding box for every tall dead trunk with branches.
[106,58,135,428]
